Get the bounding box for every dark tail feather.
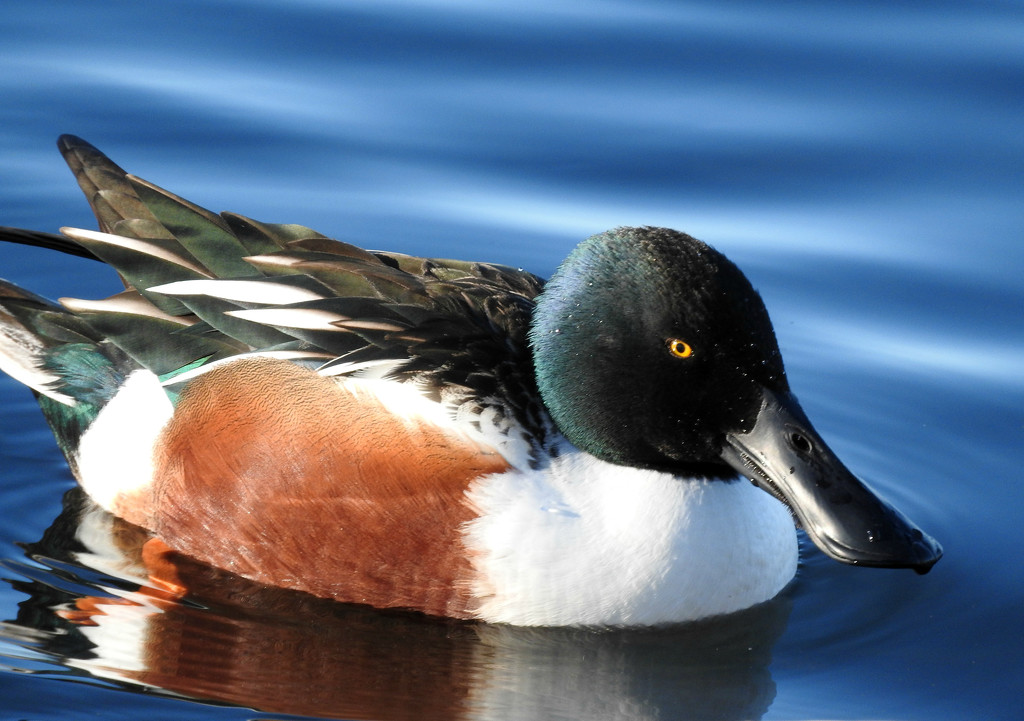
[0,226,99,261]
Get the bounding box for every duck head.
[531,227,941,573]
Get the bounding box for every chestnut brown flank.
[118,357,509,618]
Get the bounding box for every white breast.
[463,446,798,626]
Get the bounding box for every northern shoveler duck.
[0,136,940,626]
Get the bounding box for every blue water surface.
[1,1,1022,719]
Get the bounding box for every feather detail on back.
[1,135,552,455]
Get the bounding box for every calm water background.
[1,1,1022,719]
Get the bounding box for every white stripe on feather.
[225,307,351,330]
[148,279,325,305]
[160,350,334,387]
[243,254,302,268]
[60,227,211,276]
[60,294,194,324]
[0,324,76,405]
[318,358,410,379]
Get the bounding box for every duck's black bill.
[721,388,942,574]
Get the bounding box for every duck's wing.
[1,136,549,447]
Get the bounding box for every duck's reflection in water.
[3,488,791,721]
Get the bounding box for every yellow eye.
[667,338,693,359]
